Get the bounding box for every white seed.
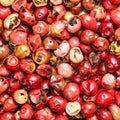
[54,40,70,57]
[70,47,84,63]
[4,13,21,30]
[66,101,81,116]
[0,0,15,6]
[32,0,47,7]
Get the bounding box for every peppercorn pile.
[0,0,120,119]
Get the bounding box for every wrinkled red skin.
[70,2,82,14]
[90,75,102,86]
[32,21,48,37]
[80,29,96,45]
[93,37,109,51]
[64,82,80,101]
[107,88,115,97]
[50,74,66,92]
[111,8,120,25]
[97,87,107,94]
[82,102,96,117]
[19,9,36,25]
[0,36,4,45]
[80,80,98,97]
[90,5,106,21]
[115,91,120,107]
[67,17,81,33]
[116,31,120,40]
[10,27,27,44]
[19,23,30,34]
[46,10,55,24]
[0,108,5,116]
[100,50,108,60]
[0,64,11,77]
[7,78,20,94]
[116,69,120,76]
[34,108,53,120]
[70,62,81,69]
[109,34,115,43]
[86,115,98,120]
[72,72,83,84]
[80,14,98,31]
[0,77,9,94]
[46,24,52,36]
[103,12,111,22]
[105,54,120,73]
[0,5,11,20]
[29,88,47,109]
[43,36,58,50]
[102,0,116,11]
[98,62,107,75]
[0,112,16,120]
[96,21,101,30]
[82,0,95,10]
[60,111,68,116]
[115,27,120,41]
[5,55,20,71]
[11,0,27,12]
[90,66,98,76]
[28,34,41,52]
[51,89,63,96]
[48,96,67,112]
[79,60,92,77]
[26,2,34,11]
[110,0,120,4]
[52,5,66,21]
[61,29,71,40]
[0,45,9,59]
[100,21,114,37]
[68,36,80,47]
[79,42,91,54]
[0,93,9,105]
[96,109,112,120]
[12,70,24,81]
[96,90,114,107]
[20,103,34,119]
[35,7,49,21]
[83,94,97,103]
[20,58,36,74]
[55,115,68,120]
[3,97,18,112]
[1,29,11,41]
[22,74,42,89]
[40,80,50,94]
[36,64,56,78]
[76,96,83,106]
